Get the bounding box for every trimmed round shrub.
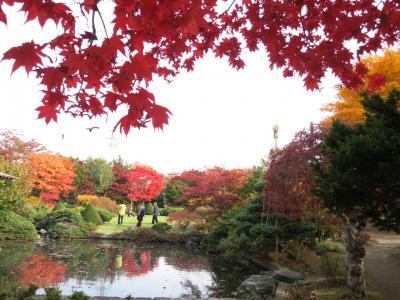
[0,211,37,240]
[145,202,153,215]
[81,204,103,225]
[159,209,169,216]
[48,223,87,239]
[152,222,172,233]
[36,208,88,239]
[97,209,113,222]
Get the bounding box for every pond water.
[0,240,261,298]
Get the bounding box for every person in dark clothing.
[152,202,159,224]
[137,203,145,227]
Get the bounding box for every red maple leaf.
[124,88,154,109]
[36,104,58,124]
[147,104,171,130]
[2,41,45,74]
[104,92,120,112]
[304,75,319,91]
[0,7,6,24]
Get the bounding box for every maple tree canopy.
[1,1,399,134]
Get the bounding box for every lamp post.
[272,124,279,252]
[272,123,279,149]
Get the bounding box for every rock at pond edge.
[236,274,278,299]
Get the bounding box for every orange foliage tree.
[19,254,68,288]
[29,153,76,203]
[322,50,400,125]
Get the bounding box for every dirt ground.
[364,231,400,300]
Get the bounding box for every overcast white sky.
[0,5,339,174]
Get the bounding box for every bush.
[68,291,90,300]
[145,202,153,215]
[152,222,172,233]
[81,203,103,225]
[36,208,88,239]
[48,222,87,239]
[270,241,319,276]
[53,202,67,211]
[0,211,37,240]
[33,204,50,219]
[0,284,38,300]
[97,209,113,222]
[45,287,62,300]
[316,240,344,255]
[159,208,169,216]
[77,195,117,214]
[15,204,36,222]
[76,194,98,205]
[26,196,43,208]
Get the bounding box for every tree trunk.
[342,219,367,299]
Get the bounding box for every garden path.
[364,231,400,300]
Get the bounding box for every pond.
[0,240,261,298]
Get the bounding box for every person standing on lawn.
[117,202,126,225]
[152,202,159,224]
[137,202,145,227]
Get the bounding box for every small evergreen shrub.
[45,287,62,300]
[159,208,169,216]
[16,204,36,222]
[48,222,87,239]
[33,204,50,219]
[36,208,88,239]
[81,203,103,225]
[97,209,113,222]
[145,202,153,215]
[152,222,172,233]
[68,291,90,300]
[0,211,37,240]
[1,284,38,300]
[53,202,67,211]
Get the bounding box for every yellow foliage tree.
[322,50,400,125]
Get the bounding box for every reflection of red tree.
[19,254,68,287]
[122,250,158,277]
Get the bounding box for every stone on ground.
[236,274,278,299]
[272,268,303,283]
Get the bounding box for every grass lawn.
[95,215,168,235]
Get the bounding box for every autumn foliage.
[126,165,163,203]
[323,50,400,125]
[1,1,400,133]
[169,167,251,222]
[107,163,130,202]
[29,153,76,201]
[19,254,68,288]
[122,250,158,277]
[265,124,327,218]
[0,130,44,162]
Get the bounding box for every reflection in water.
[0,240,259,298]
[19,254,68,288]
